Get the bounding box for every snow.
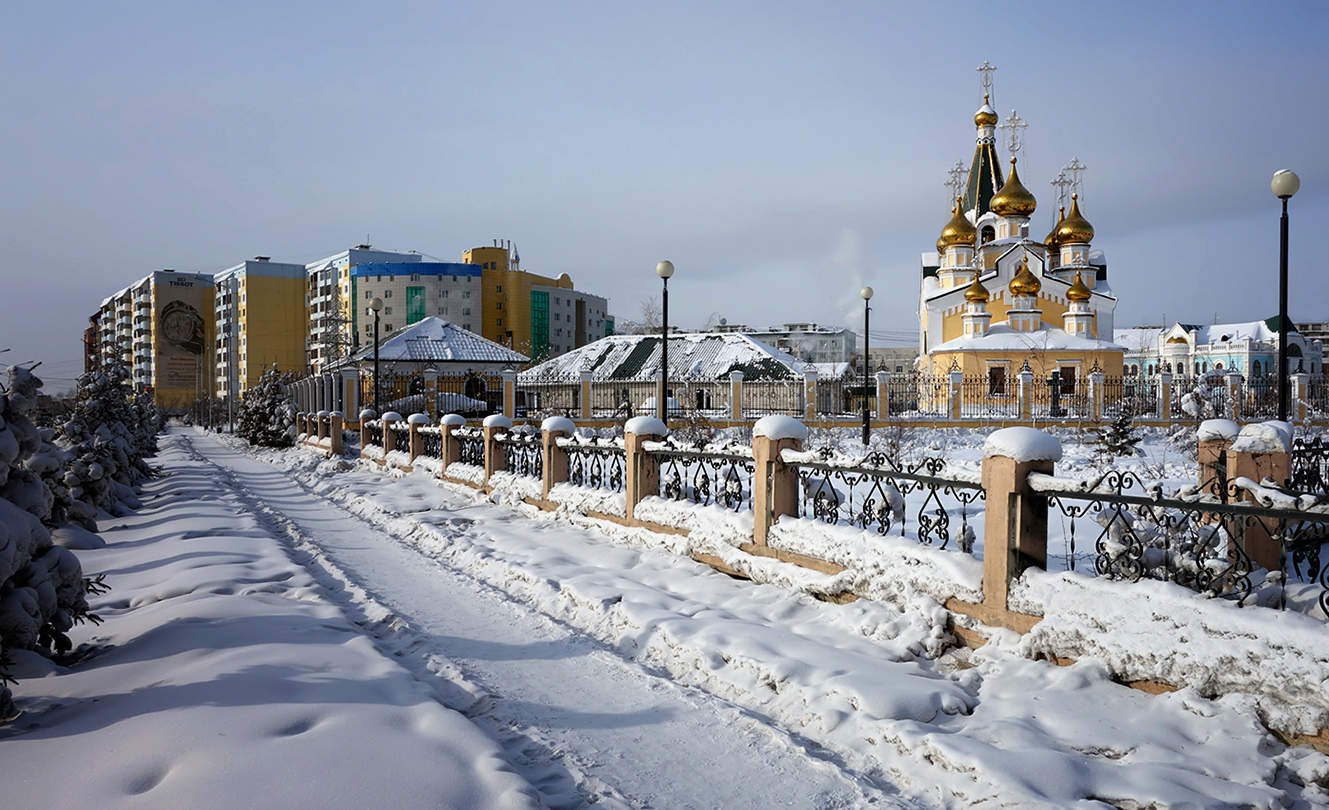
[934,322,1125,352]
[1197,417,1240,441]
[381,410,403,422]
[540,415,576,435]
[359,408,377,421]
[752,414,808,442]
[624,415,667,436]
[440,413,467,427]
[407,412,431,426]
[1231,420,1293,454]
[518,331,805,383]
[983,426,1063,462]
[344,316,528,364]
[481,414,512,429]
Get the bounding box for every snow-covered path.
[176,429,896,808]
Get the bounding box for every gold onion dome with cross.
[964,272,990,302]
[1055,194,1095,243]
[1045,206,1066,248]
[990,157,1037,217]
[1009,257,1041,295]
[936,197,977,253]
[974,95,998,127]
[1066,272,1091,302]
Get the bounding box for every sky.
[2,0,1326,391]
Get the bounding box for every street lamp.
[656,260,674,421]
[369,296,383,416]
[1271,169,1300,422]
[860,285,873,446]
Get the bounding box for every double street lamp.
[860,285,873,446]
[656,260,674,421]
[369,296,383,416]
[1271,169,1300,422]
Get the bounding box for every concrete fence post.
[358,409,377,456]
[1018,369,1034,420]
[980,427,1057,616]
[876,370,890,420]
[948,370,964,421]
[1089,371,1104,422]
[751,416,807,546]
[501,370,517,420]
[1226,421,1292,571]
[624,416,668,522]
[316,410,329,441]
[1226,372,1242,422]
[1292,373,1310,423]
[482,414,512,486]
[729,370,743,421]
[1196,418,1238,499]
[330,411,344,456]
[540,416,575,502]
[439,414,466,476]
[579,370,593,420]
[1157,372,1172,420]
[380,412,402,466]
[422,367,439,420]
[295,412,305,436]
[341,369,360,428]
[802,367,817,422]
[408,413,430,462]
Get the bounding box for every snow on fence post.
[422,368,439,420]
[1018,367,1033,420]
[541,416,575,501]
[752,416,806,546]
[1226,421,1292,571]
[295,412,306,436]
[1157,372,1172,420]
[802,367,817,421]
[1292,373,1310,423]
[482,414,512,487]
[624,415,668,522]
[408,413,430,461]
[980,428,1058,619]
[316,410,330,441]
[341,368,360,427]
[1196,419,1238,499]
[729,370,743,421]
[948,369,963,421]
[440,414,466,476]
[876,370,890,420]
[1226,372,1243,422]
[330,411,344,456]
[1089,370,1104,421]
[358,409,377,456]
[579,370,593,420]
[501,369,517,419]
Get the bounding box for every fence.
[653,445,755,510]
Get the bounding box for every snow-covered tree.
[237,367,297,447]
[1,365,104,721]
[1093,412,1144,459]
[56,363,154,516]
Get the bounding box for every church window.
[1252,360,1262,376]
[987,365,1008,396]
[1059,365,1077,394]
[980,225,995,243]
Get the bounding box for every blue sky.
[2,1,1326,389]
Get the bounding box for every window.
[384,307,392,315]
[463,290,471,299]
[1253,360,1262,376]
[385,324,394,331]
[410,274,421,281]
[440,289,449,298]
[496,285,502,293]
[1059,365,1077,394]
[987,365,1007,396]
[496,302,502,310]
[439,306,447,316]
[497,318,503,326]
[384,290,392,298]
[365,290,372,299]
[463,307,471,316]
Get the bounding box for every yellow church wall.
[928,348,1123,380]
[939,291,1099,342]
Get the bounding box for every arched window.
[980,225,995,244]
[1214,362,1223,370]
[1252,360,1262,376]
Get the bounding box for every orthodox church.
[918,88,1124,396]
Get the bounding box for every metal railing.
[652,446,755,511]
[498,432,543,480]
[564,442,626,492]
[363,421,383,448]
[1290,436,1329,497]
[419,426,442,459]
[454,428,485,467]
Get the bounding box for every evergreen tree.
[1094,412,1144,459]
[237,367,297,447]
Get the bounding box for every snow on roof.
[934,323,1124,353]
[807,361,852,379]
[519,332,803,383]
[348,317,527,364]
[1113,327,1163,353]
[1193,319,1282,346]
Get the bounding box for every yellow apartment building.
[214,257,308,398]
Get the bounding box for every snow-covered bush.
[56,363,154,516]
[1093,412,1143,459]
[1,365,105,721]
[238,367,297,448]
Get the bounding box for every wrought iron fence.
[1290,436,1329,497]
[499,433,544,480]
[564,443,626,492]
[955,376,1019,420]
[454,429,485,467]
[1102,376,1156,418]
[1036,470,1329,611]
[390,424,411,455]
[419,426,442,459]
[652,447,755,511]
[1245,376,1279,419]
[363,421,384,448]
[740,380,802,418]
[1028,374,1091,419]
[784,451,985,551]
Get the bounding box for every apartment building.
[462,241,612,361]
[305,245,423,372]
[213,257,307,398]
[349,262,484,347]
[93,270,216,408]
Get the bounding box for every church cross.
[1064,157,1087,198]
[976,60,997,103]
[999,109,1028,159]
[945,161,967,203]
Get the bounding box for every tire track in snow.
[176,430,898,809]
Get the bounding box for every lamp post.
[1271,169,1300,422]
[369,296,383,416]
[860,285,873,445]
[656,260,674,421]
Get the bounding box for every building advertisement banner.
[155,277,210,393]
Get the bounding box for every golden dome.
[1054,194,1095,244]
[1066,272,1091,302]
[1009,256,1041,295]
[964,273,990,303]
[991,158,1037,218]
[1045,206,1066,248]
[974,95,998,127]
[937,197,977,252]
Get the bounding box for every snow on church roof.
[347,317,527,364]
[519,332,804,383]
[934,323,1124,353]
[1113,327,1162,353]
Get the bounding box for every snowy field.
[3,426,1328,808]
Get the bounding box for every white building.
[712,322,856,364]
[305,245,424,372]
[1115,319,1323,378]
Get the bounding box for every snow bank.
[1230,420,1292,454]
[1197,418,1240,442]
[753,415,808,442]
[445,462,486,485]
[983,426,1062,462]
